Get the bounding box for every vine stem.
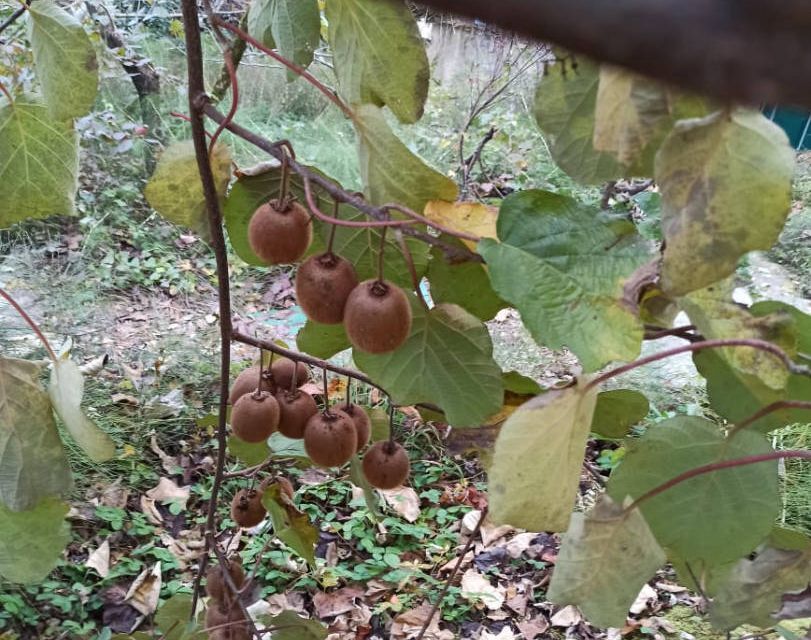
[727,400,811,439]
[625,450,811,513]
[179,0,237,622]
[0,286,56,361]
[396,230,430,310]
[207,48,238,156]
[586,338,810,391]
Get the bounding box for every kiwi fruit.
[276,390,318,439]
[362,441,410,489]
[303,410,357,467]
[205,560,246,603]
[248,200,312,264]
[205,602,250,640]
[231,391,279,443]
[295,253,359,324]
[230,488,266,528]
[344,279,412,354]
[271,358,310,390]
[229,365,274,405]
[336,402,371,452]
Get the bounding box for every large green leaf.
[607,416,779,566]
[155,593,199,640]
[258,610,327,640]
[49,357,115,462]
[0,356,72,511]
[590,389,649,439]
[478,190,653,371]
[354,104,458,210]
[533,58,622,184]
[227,435,270,466]
[354,301,503,427]
[262,484,318,567]
[489,379,598,531]
[326,0,428,123]
[0,497,69,583]
[656,110,794,295]
[296,320,350,360]
[0,96,79,227]
[28,0,98,120]
[547,495,666,628]
[248,0,320,77]
[695,300,811,432]
[144,141,232,242]
[710,538,811,630]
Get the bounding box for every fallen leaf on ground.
[515,616,550,639]
[125,562,162,616]
[145,477,190,509]
[505,532,537,558]
[460,569,505,610]
[380,487,420,522]
[313,586,364,619]
[85,539,110,577]
[550,604,582,627]
[140,496,163,524]
[629,583,658,615]
[150,436,181,474]
[480,628,516,640]
[390,603,454,640]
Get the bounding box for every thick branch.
[417,0,811,109]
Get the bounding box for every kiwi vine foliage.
[0,0,810,637]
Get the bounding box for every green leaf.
[49,357,115,462]
[296,320,350,360]
[502,371,542,396]
[144,141,232,242]
[268,432,308,459]
[478,190,653,371]
[710,540,811,630]
[656,110,794,295]
[607,416,779,566]
[326,0,429,123]
[248,0,320,78]
[262,484,318,566]
[155,593,199,640]
[349,454,380,514]
[354,301,503,426]
[227,435,270,466]
[489,379,598,531]
[258,610,327,640]
[590,389,649,439]
[0,96,79,226]
[427,237,506,321]
[368,407,390,441]
[28,0,98,120]
[547,494,666,628]
[0,356,72,511]
[0,497,70,583]
[533,58,622,184]
[354,104,458,209]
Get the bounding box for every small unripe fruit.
[230,488,266,528]
[362,441,410,489]
[276,390,318,439]
[336,402,371,452]
[205,560,245,603]
[271,358,310,390]
[229,365,274,405]
[344,279,412,354]
[248,199,312,264]
[231,391,279,443]
[295,253,359,324]
[304,410,357,467]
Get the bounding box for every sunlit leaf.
[28,0,98,120]
[144,141,232,242]
[227,435,270,466]
[0,497,69,583]
[248,0,320,77]
[297,320,350,360]
[268,432,308,459]
[423,200,497,251]
[49,357,115,462]
[607,416,779,566]
[257,610,327,640]
[354,301,503,427]
[656,110,794,295]
[0,356,72,511]
[501,371,542,396]
[262,484,318,566]
[326,0,428,123]
[349,454,379,513]
[479,190,653,371]
[547,494,666,628]
[0,96,79,226]
[489,378,598,531]
[590,389,649,439]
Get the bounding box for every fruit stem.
[0,286,56,361]
[290,357,298,393]
[322,368,332,416]
[345,376,352,408]
[326,200,339,255]
[397,230,430,311]
[256,346,263,392]
[388,404,396,446]
[277,151,290,207]
[377,225,388,282]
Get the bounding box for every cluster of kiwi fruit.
[204,559,250,640]
[246,194,412,355]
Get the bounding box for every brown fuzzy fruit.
[304,410,357,467]
[230,488,266,528]
[295,253,359,324]
[205,602,250,640]
[205,560,246,603]
[362,441,410,489]
[276,390,318,439]
[271,358,310,390]
[231,391,279,443]
[248,199,312,264]
[229,365,274,405]
[336,402,371,452]
[344,279,412,354]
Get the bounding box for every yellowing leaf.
[590,389,649,439]
[49,358,115,461]
[0,497,70,583]
[423,201,497,250]
[547,495,666,628]
[145,141,232,241]
[489,378,598,532]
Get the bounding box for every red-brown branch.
[727,400,811,438]
[0,286,56,361]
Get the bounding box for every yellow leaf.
[423,200,498,250]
